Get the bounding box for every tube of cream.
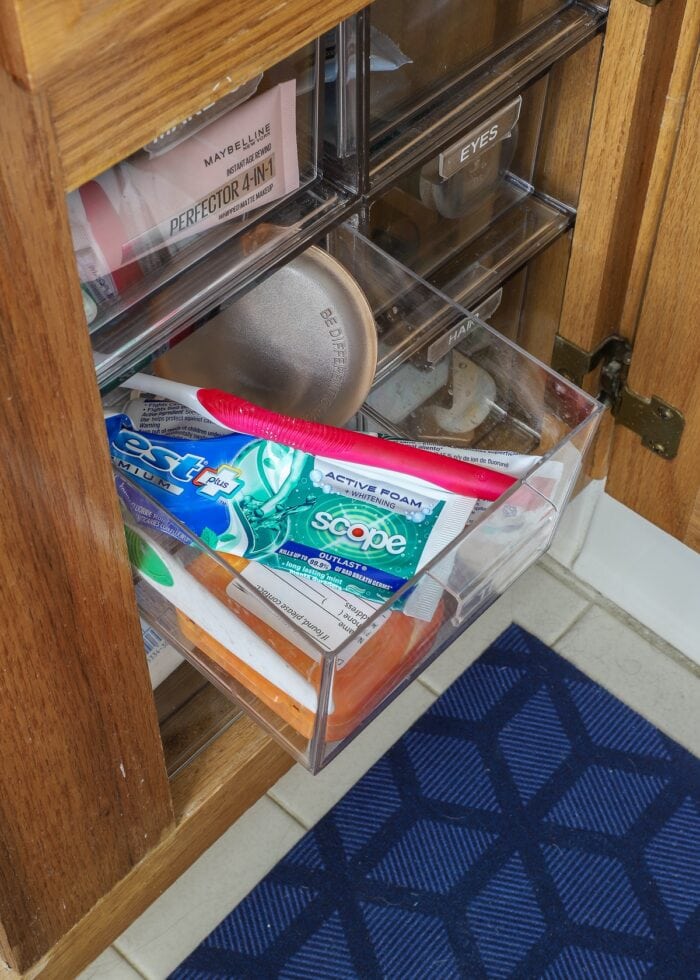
[69,81,300,283]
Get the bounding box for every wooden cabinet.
[0,0,697,974]
[558,0,700,544]
[599,0,700,545]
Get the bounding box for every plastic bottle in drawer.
[113,224,603,772]
[72,41,320,333]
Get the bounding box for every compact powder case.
[153,246,378,425]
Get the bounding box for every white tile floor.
[81,546,700,980]
[569,492,700,666]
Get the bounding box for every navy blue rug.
[171,625,700,979]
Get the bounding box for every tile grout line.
[267,682,440,833]
[266,566,642,845]
[592,596,700,674]
[113,573,685,979]
[113,799,310,980]
[417,571,595,698]
[265,788,315,831]
[116,569,682,978]
[538,554,602,604]
[108,943,151,980]
[417,673,443,698]
[548,600,595,648]
[102,566,689,979]
[544,555,700,673]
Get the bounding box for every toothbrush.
[122,373,516,501]
[124,523,318,712]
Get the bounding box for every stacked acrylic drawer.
[84,8,608,771]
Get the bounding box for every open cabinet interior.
[76,3,610,776]
[0,0,698,980]
[146,624,243,778]
[4,0,698,971]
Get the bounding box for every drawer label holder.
[438,97,523,179]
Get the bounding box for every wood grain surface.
[515,36,604,366]
[558,0,689,352]
[532,33,603,207]
[2,0,366,88]
[158,669,241,777]
[0,0,27,82]
[0,70,173,972]
[617,0,700,342]
[607,50,700,543]
[35,0,370,191]
[0,0,696,972]
[686,492,700,553]
[22,716,294,980]
[155,660,209,725]
[518,233,573,366]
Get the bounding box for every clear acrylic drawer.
[367,80,571,290]
[369,0,569,144]
[80,32,372,392]
[363,2,606,191]
[119,224,603,773]
[364,30,603,310]
[77,40,321,352]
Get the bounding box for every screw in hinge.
[601,357,626,407]
[655,404,675,421]
[649,442,668,456]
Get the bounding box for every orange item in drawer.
[177,553,444,741]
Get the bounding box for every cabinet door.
[558,0,698,546]
[606,46,700,547]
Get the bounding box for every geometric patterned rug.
[170,624,700,979]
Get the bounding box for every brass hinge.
[552,335,685,460]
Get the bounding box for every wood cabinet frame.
[0,0,696,974]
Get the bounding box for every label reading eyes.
[437,97,522,179]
